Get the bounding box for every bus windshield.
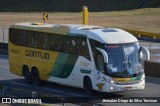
[103,43,143,78]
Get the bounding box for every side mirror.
[96,47,108,63]
[140,46,150,61]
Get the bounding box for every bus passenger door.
[94,49,107,91]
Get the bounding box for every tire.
[31,68,40,85]
[23,67,32,84]
[85,77,94,95]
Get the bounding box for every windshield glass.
[103,43,143,78]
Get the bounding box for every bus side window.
[10,29,27,46]
[27,31,37,48]
[56,36,64,52]
[39,33,50,50]
[76,38,82,55]
[50,35,64,52]
[32,32,38,48]
[16,30,22,46]
[64,37,76,53]
[81,39,89,57]
[20,30,27,46]
[44,35,50,50]
[64,37,70,53]
[70,38,76,53]
[77,38,90,60]
[50,36,55,51]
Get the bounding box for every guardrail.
[124,29,160,39]
[0,84,66,104]
[145,61,160,78]
[0,26,8,43]
[0,84,53,97]
[0,84,99,105]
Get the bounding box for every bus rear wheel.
[84,77,94,95]
[31,68,40,85]
[23,67,32,84]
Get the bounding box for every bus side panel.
[9,42,22,76]
[47,55,94,88]
[40,51,59,80]
[70,56,94,88]
[23,48,59,80]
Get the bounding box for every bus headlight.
[106,79,114,83]
[110,87,113,90]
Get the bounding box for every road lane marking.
[0,93,15,97]
[0,66,9,69]
[43,88,62,93]
[69,93,84,97]
[10,82,30,87]
[6,95,15,97]
[146,76,160,80]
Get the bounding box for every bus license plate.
[125,86,132,90]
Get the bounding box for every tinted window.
[50,35,64,52]
[39,33,50,50]
[9,28,90,59]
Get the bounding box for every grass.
[0,8,159,34]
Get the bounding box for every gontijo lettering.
[25,50,49,60]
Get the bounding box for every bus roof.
[10,22,138,44]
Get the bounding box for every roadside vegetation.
[0,8,159,34]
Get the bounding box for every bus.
[9,23,150,94]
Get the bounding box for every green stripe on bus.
[49,53,78,78]
[129,75,142,81]
[80,69,91,74]
[58,54,78,78]
[49,53,69,77]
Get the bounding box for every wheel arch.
[83,75,92,88]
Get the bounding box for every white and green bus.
[9,23,150,94]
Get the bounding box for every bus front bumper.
[105,79,145,93]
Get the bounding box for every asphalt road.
[0,54,160,106]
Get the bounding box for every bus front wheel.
[31,68,40,85]
[23,67,32,84]
[84,77,94,95]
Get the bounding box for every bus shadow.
[0,78,124,97]
[0,79,126,105]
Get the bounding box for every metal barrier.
[139,41,160,63]
[124,29,160,39]
[145,61,160,78]
[0,85,56,97]
[0,85,65,104]
[0,26,9,43]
